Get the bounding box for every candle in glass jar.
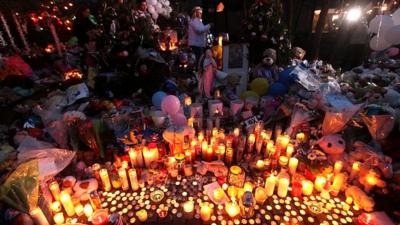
[255,187,268,205]
[296,132,305,142]
[247,134,256,152]
[320,190,330,199]
[200,203,212,221]
[291,181,302,197]
[183,164,193,176]
[225,200,240,218]
[84,203,94,218]
[279,156,289,167]
[276,134,290,154]
[265,175,276,196]
[60,191,75,216]
[99,169,111,191]
[49,180,61,201]
[225,147,234,165]
[277,178,289,198]
[255,160,265,171]
[143,146,159,168]
[331,173,345,196]
[128,148,139,167]
[314,175,327,192]
[136,209,148,222]
[213,188,225,202]
[128,169,139,191]
[201,140,208,160]
[334,161,343,174]
[288,157,298,174]
[53,212,64,225]
[75,203,84,216]
[118,168,129,191]
[50,201,62,213]
[206,145,213,161]
[243,182,254,193]
[301,180,314,196]
[228,186,238,198]
[29,207,50,225]
[286,144,294,158]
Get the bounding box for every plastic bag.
[362,114,395,141]
[291,65,320,91]
[322,104,363,135]
[17,148,75,181]
[17,136,54,153]
[286,103,315,135]
[46,120,68,148]
[0,160,39,213]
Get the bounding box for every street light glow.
[346,7,362,22]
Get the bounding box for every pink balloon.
[161,95,181,115]
[171,113,187,127]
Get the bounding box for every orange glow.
[64,69,83,80]
[216,2,225,13]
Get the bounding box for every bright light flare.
[346,7,362,22]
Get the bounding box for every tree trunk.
[310,0,329,60]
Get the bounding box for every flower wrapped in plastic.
[361,104,395,141]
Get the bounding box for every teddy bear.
[291,47,306,66]
[253,48,279,84]
[317,134,346,163]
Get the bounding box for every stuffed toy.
[254,48,279,83]
[317,134,345,162]
[345,185,375,212]
[291,47,306,66]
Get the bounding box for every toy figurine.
[254,48,279,83]
[198,48,217,99]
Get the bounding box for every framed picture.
[223,44,249,95]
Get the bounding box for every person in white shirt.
[188,6,212,64]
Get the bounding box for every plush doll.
[291,47,306,66]
[222,73,240,103]
[317,134,346,162]
[254,48,279,83]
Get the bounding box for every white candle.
[60,191,75,216]
[118,168,129,191]
[334,161,343,174]
[314,175,327,192]
[53,212,64,225]
[301,180,314,196]
[288,157,299,174]
[331,173,346,196]
[286,144,295,158]
[29,208,50,225]
[183,200,194,213]
[128,169,139,191]
[277,178,289,198]
[200,203,212,221]
[225,200,240,218]
[265,175,276,196]
[84,203,93,218]
[49,180,61,201]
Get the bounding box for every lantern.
[158,28,178,51]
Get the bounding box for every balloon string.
[376,0,386,45]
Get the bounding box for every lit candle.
[128,148,138,167]
[276,134,290,154]
[320,190,330,199]
[350,161,361,180]
[288,157,298,174]
[213,188,225,203]
[225,147,234,165]
[291,181,302,197]
[136,209,148,222]
[84,203,94,218]
[255,160,265,171]
[53,212,64,225]
[277,178,289,198]
[118,168,129,191]
[206,145,213,161]
[187,117,194,127]
[228,186,238,198]
[301,180,314,196]
[265,175,276,196]
[201,140,208,160]
[198,132,204,142]
[200,203,212,221]
[346,196,353,204]
[217,144,226,161]
[247,133,256,153]
[364,172,378,193]
[286,144,294,158]
[266,140,275,156]
[296,132,305,142]
[60,191,75,216]
[279,156,289,167]
[74,203,84,216]
[29,207,50,225]
[50,201,62,213]
[99,169,111,191]
[143,146,159,168]
[128,169,139,191]
[334,161,343,174]
[314,175,327,192]
[183,164,193,176]
[183,200,194,213]
[92,163,101,180]
[225,200,240,218]
[331,173,346,196]
[49,180,61,201]
[255,187,268,205]
[243,182,254,193]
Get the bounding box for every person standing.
[188,6,211,64]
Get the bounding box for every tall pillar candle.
[100,169,111,191]
[118,168,129,191]
[60,191,75,216]
[143,146,159,168]
[301,180,314,196]
[350,161,361,180]
[288,157,299,174]
[314,175,327,192]
[276,134,290,155]
[49,180,61,201]
[333,161,343,174]
[277,178,289,198]
[128,169,139,191]
[331,173,345,196]
[265,175,276,196]
[29,207,50,225]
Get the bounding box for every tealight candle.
[314,175,327,192]
[255,187,268,205]
[277,178,289,198]
[320,190,330,199]
[346,197,353,204]
[118,168,129,191]
[128,169,139,191]
[84,203,94,218]
[225,200,240,218]
[288,157,298,174]
[301,180,313,196]
[200,203,212,221]
[53,213,64,224]
[60,191,75,216]
[136,209,148,222]
[183,200,194,213]
[333,161,343,174]
[265,175,276,196]
[99,169,111,192]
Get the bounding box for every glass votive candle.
[183,164,193,176]
[291,181,302,197]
